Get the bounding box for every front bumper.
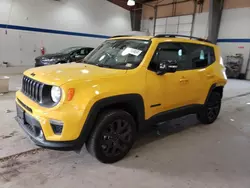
[15,90,89,149]
[15,104,78,149]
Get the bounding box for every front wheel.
[86,110,136,163]
[197,92,221,124]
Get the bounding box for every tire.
[197,92,221,124]
[86,110,136,163]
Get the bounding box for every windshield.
[84,39,150,69]
[60,47,81,54]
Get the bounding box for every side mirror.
[156,60,178,75]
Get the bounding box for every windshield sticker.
[122,47,142,56]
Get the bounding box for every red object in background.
[238,46,244,49]
[41,47,45,55]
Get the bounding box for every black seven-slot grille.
[22,76,44,103]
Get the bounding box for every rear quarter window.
[185,43,216,69]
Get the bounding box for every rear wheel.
[86,110,136,163]
[197,92,221,124]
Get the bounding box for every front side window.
[149,42,190,71]
[84,39,150,69]
[149,42,215,72]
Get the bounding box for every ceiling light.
[127,0,135,6]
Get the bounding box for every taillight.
[220,56,225,66]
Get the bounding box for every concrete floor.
[1,76,250,188]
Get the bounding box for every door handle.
[206,74,215,78]
[180,78,189,83]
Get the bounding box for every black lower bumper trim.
[15,116,79,150]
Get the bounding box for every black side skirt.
[145,104,203,125]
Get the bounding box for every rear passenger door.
[185,43,216,104]
[157,42,217,106]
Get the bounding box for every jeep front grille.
[22,76,44,103]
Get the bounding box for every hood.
[36,53,68,60]
[24,63,127,86]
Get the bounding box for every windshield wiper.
[83,60,99,67]
[96,64,113,68]
[82,60,91,64]
[83,61,113,68]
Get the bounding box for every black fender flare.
[205,84,216,104]
[75,94,145,146]
[205,84,224,104]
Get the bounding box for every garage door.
[154,15,193,36]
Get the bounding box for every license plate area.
[17,104,25,121]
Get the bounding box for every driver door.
[146,42,192,118]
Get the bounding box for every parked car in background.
[35,46,94,67]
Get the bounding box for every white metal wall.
[167,15,193,36]
[0,0,131,67]
[217,7,250,79]
[192,12,209,38]
[141,19,154,35]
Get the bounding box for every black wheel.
[86,110,136,163]
[197,92,221,124]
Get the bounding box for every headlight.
[51,86,61,103]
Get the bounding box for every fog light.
[50,119,63,135]
[38,130,44,138]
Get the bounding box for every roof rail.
[110,35,133,38]
[154,34,211,43]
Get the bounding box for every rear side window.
[185,43,215,69]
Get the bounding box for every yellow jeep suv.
[16,34,227,163]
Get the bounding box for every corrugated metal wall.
[152,15,193,36]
